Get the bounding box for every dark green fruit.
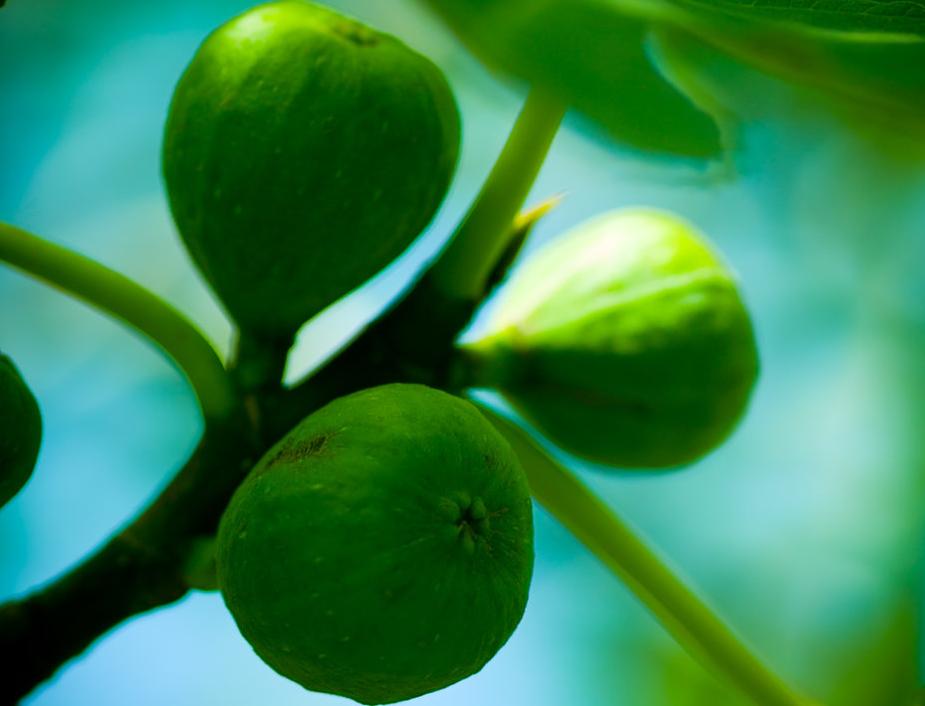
[163,1,460,337]
[0,354,42,507]
[217,384,533,704]
[466,209,759,469]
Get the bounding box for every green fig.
[163,1,460,337]
[465,209,759,469]
[217,383,533,704]
[0,354,42,507]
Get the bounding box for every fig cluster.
[159,2,762,702]
[165,4,539,702]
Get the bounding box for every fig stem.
[0,222,237,422]
[430,88,566,301]
[480,405,820,706]
[231,330,292,393]
[451,341,518,390]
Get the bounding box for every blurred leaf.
[671,0,925,35]
[656,24,925,149]
[422,0,925,161]
[420,0,726,160]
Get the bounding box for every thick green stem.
[430,89,566,301]
[481,405,819,706]
[0,222,236,422]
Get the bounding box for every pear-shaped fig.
[0,354,41,507]
[163,1,460,337]
[217,383,533,704]
[466,209,759,469]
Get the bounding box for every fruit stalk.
[0,222,236,422]
[430,88,566,301]
[481,405,819,706]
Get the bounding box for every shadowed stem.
[0,222,236,422]
[480,405,819,706]
[0,410,255,703]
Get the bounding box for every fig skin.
[163,1,460,337]
[0,355,42,507]
[216,384,533,705]
[468,209,759,469]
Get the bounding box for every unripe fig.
[466,209,759,469]
[163,1,460,337]
[217,384,533,704]
[0,355,42,507]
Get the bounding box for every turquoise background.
[1,1,924,704]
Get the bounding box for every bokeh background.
[2,1,925,704]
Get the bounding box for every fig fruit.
[163,1,460,337]
[216,383,533,704]
[466,209,759,469]
[0,354,42,507]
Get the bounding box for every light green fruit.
[467,209,759,469]
[217,384,533,704]
[0,355,42,507]
[163,1,460,337]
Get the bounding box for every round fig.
[163,1,460,337]
[216,383,533,704]
[0,354,41,507]
[466,209,759,469]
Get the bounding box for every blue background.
[2,1,924,704]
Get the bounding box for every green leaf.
[421,0,725,160]
[669,0,925,36]
[423,0,925,160]
[657,22,925,142]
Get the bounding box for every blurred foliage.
[419,0,925,161]
[670,0,925,34]
[419,0,724,159]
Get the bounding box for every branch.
[0,87,568,703]
[0,410,255,703]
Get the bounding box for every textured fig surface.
[217,384,533,704]
[164,1,460,336]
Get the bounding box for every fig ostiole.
[163,0,460,338]
[463,208,759,469]
[0,354,42,508]
[216,383,533,704]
